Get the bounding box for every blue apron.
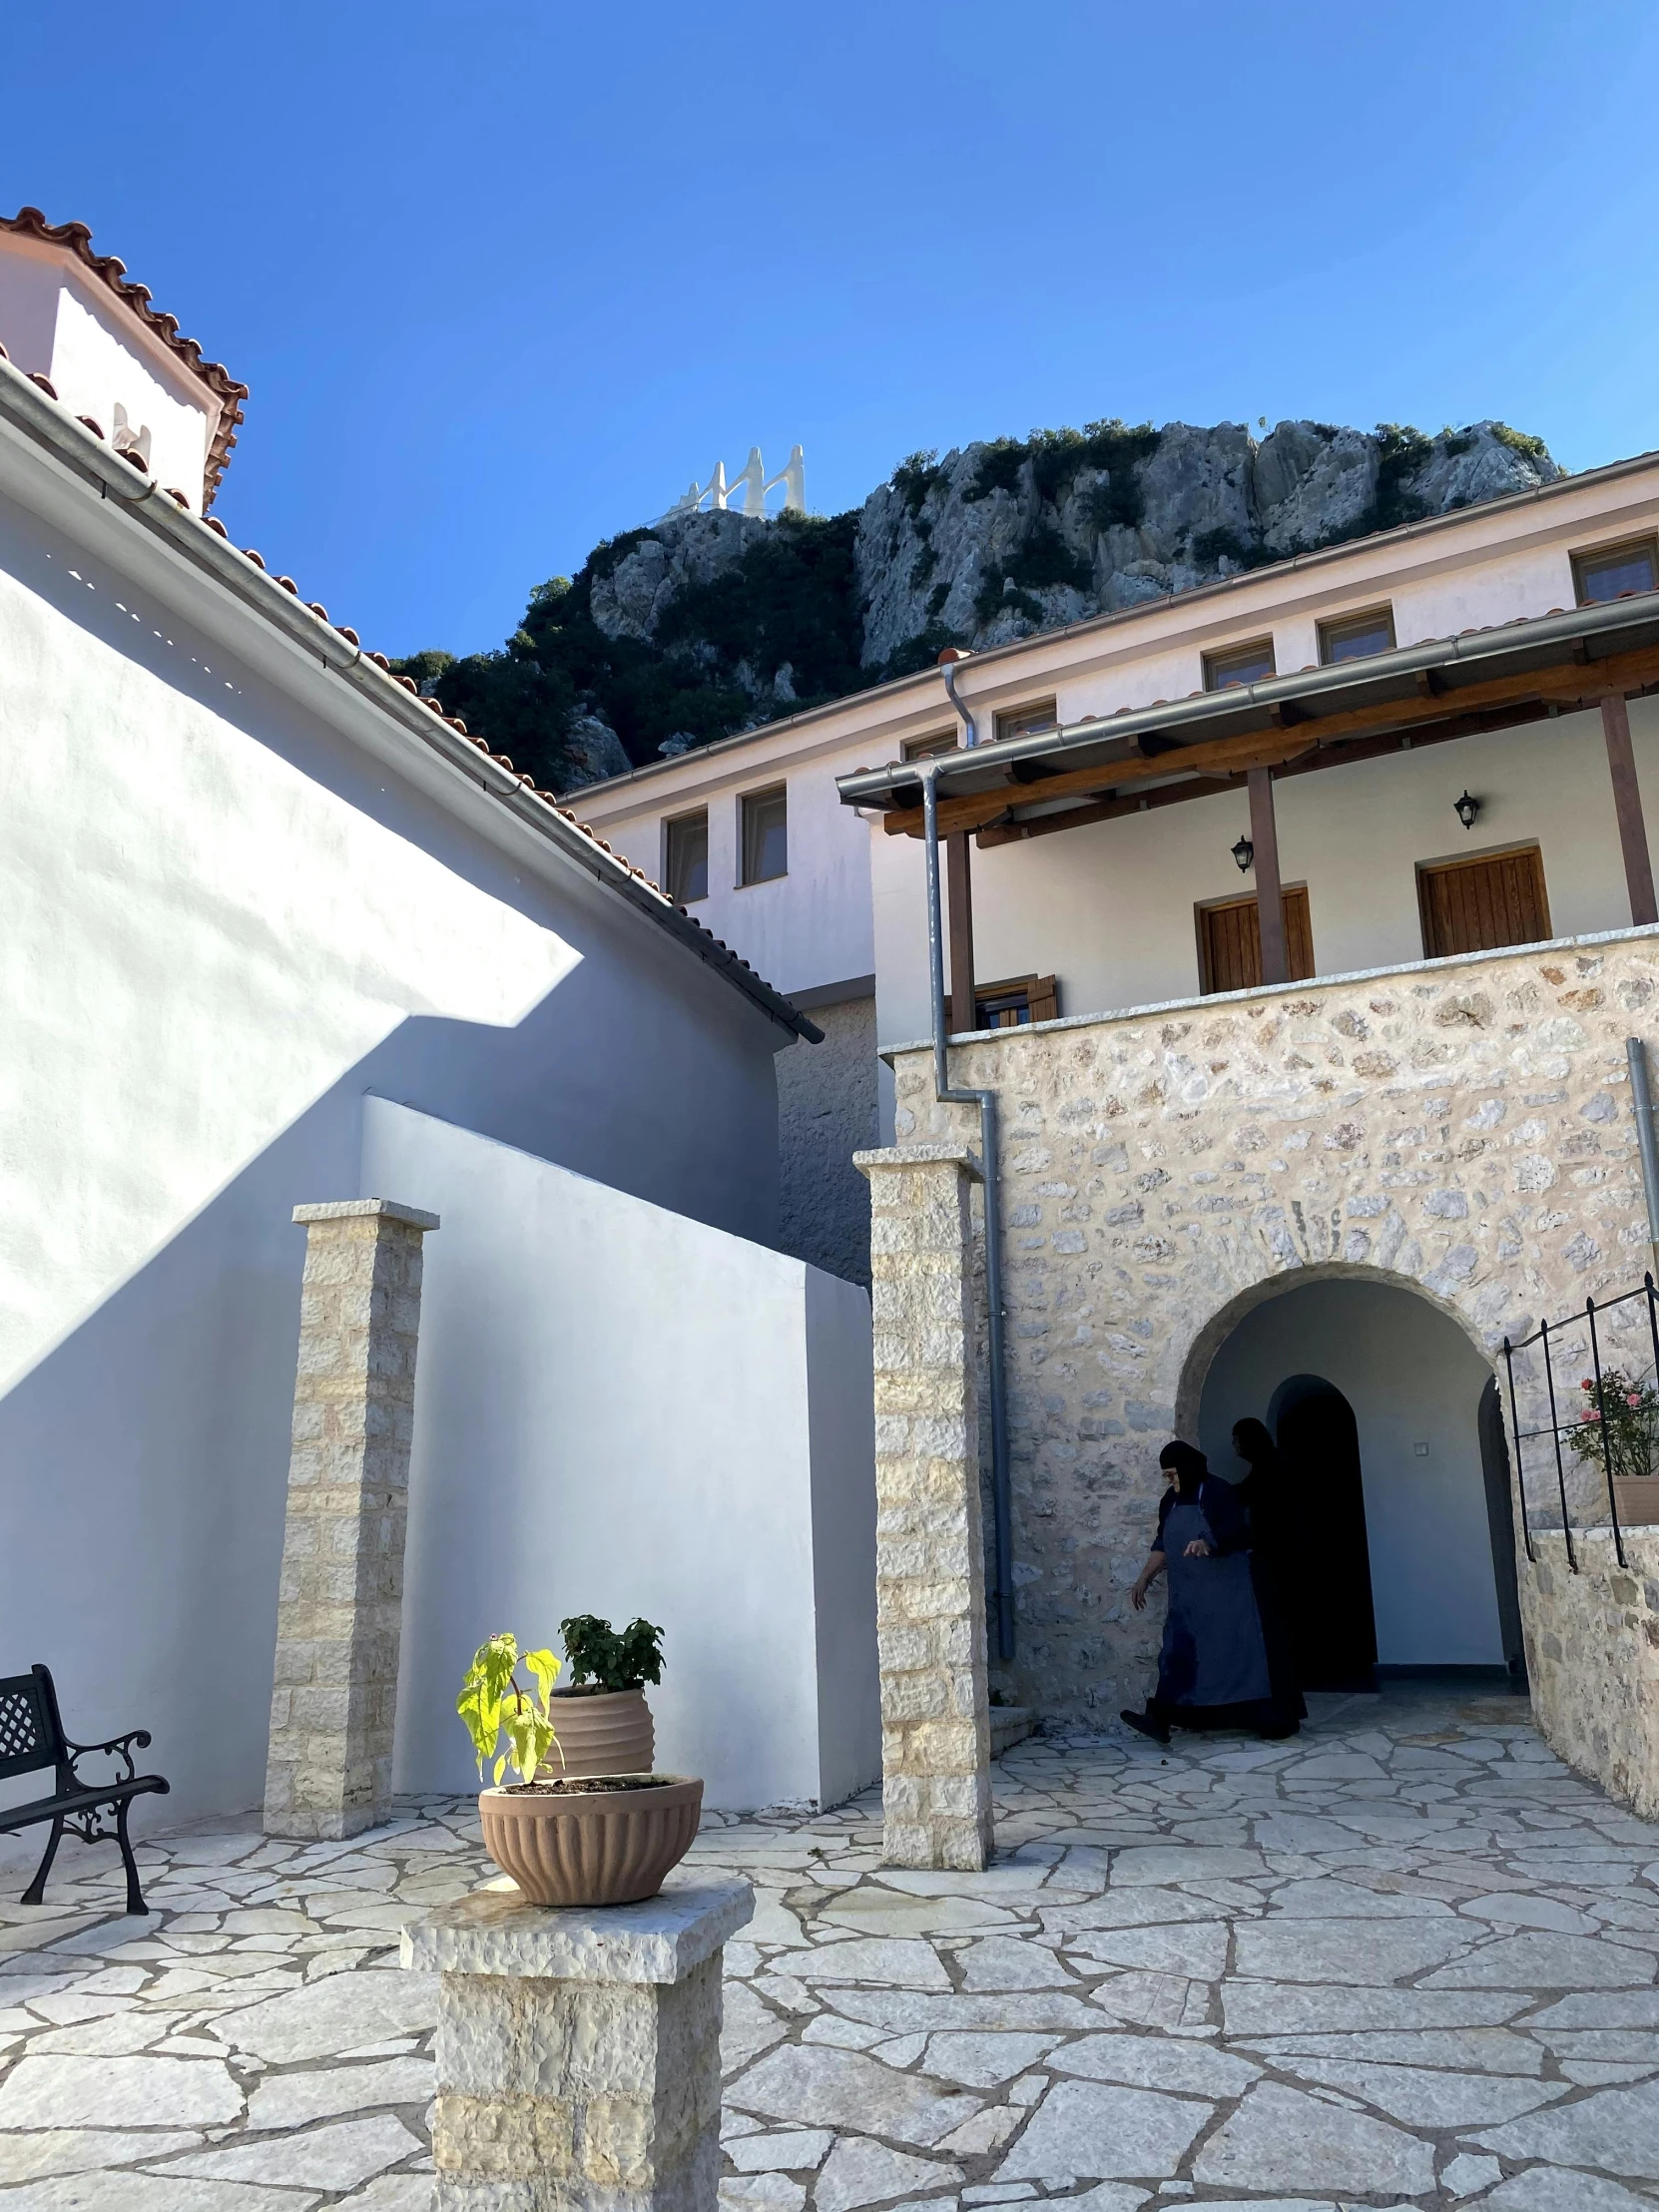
[1158,1495,1272,1708]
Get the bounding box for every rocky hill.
[396,418,1560,791]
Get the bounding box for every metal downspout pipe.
[1628,1038,1659,1279]
[921,759,1015,1663]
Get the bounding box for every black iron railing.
[1502,1275,1659,1573]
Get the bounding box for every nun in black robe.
[1120,1439,1305,1745]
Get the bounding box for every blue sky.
[8,1,1659,658]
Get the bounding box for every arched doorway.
[1195,1275,1516,1680]
[1268,1376,1379,1690]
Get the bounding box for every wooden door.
[1418,845,1550,959]
[1197,885,1314,994]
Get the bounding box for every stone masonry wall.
[1520,1530,1659,1819]
[777,993,878,1287]
[856,1146,994,1871]
[890,926,1659,1785]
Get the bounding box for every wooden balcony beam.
[972,707,1550,849]
[881,641,1659,840]
[1249,766,1289,986]
[1601,692,1659,926]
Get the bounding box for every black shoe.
[1121,1707,1171,1746]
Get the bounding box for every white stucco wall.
[868,702,1659,1065]
[0,240,218,506]
[601,743,876,1003]
[0,458,799,1854]
[1196,1278,1504,1667]
[363,1099,879,1813]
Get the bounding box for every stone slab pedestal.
[402,1874,755,2212]
[264,1197,438,1841]
[854,1144,994,1872]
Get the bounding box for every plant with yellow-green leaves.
[457,1633,563,1787]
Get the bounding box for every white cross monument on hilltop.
[670,445,806,518]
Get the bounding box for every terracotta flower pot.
[1613,1474,1659,1528]
[478,1774,702,1907]
[548,1686,654,1777]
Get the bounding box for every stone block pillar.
[402,1875,754,2211]
[264,1197,438,1840]
[853,1144,993,1872]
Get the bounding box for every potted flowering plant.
[549,1614,665,1778]
[457,1631,700,1908]
[1568,1369,1659,1527]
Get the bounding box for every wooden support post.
[1248,766,1289,986]
[1601,693,1658,927]
[946,830,976,1031]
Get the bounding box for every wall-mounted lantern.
[1454,791,1481,831]
[1231,834,1255,873]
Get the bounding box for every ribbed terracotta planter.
[548,1686,654,1777]
[479,1775,702,1907]
[1613,1475,1659,1527]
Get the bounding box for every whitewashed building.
[0,213,878,1843]
[580,448,1659,1810]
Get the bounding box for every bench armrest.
[66,1729,152,1786]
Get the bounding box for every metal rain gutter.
[942,655,977,748]
[921,764,1015,1662]
[835,588,1659,812]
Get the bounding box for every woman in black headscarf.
[1232,1417,1292,1586]
[1231,1414,1306,1720]
[1120,1438,1303,1746]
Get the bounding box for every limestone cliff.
[395,418,1560,792]
[854,418,1559,671]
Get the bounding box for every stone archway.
[1189,1269,1508,1678]
[1174,1259,1498,1438]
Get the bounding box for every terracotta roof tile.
[3,207,248,507]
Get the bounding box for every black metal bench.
[0,1664,170,1915]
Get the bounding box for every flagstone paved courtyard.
[2,1685,1659,2208]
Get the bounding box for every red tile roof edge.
[3,208,248,510]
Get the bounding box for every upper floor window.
[1319,605,1396,664]
[994,700,1058,745]
[664,811,709,904]
[1204,638,1276,691]
[902,732,960,762]
[949,973,1060,1029]
[1573,536,1659,606]
[741,786,788,884]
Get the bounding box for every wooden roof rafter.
[836,593,1659,845]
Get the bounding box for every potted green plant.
[457,1632,700,1908]
[549,1614,665,1777]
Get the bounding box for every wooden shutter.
[1417,846,1550,959]
[1022,975,1058,1024]
[1197,887,1314,994]
[944,974,1060,1029]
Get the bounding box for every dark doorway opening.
[1477,1377,1528,1683]
[1271,1376,1379,1690]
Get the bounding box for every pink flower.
[1580,1409,1601,1423]
[1628,1392,1644,1408]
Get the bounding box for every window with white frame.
[740,787,788,884]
